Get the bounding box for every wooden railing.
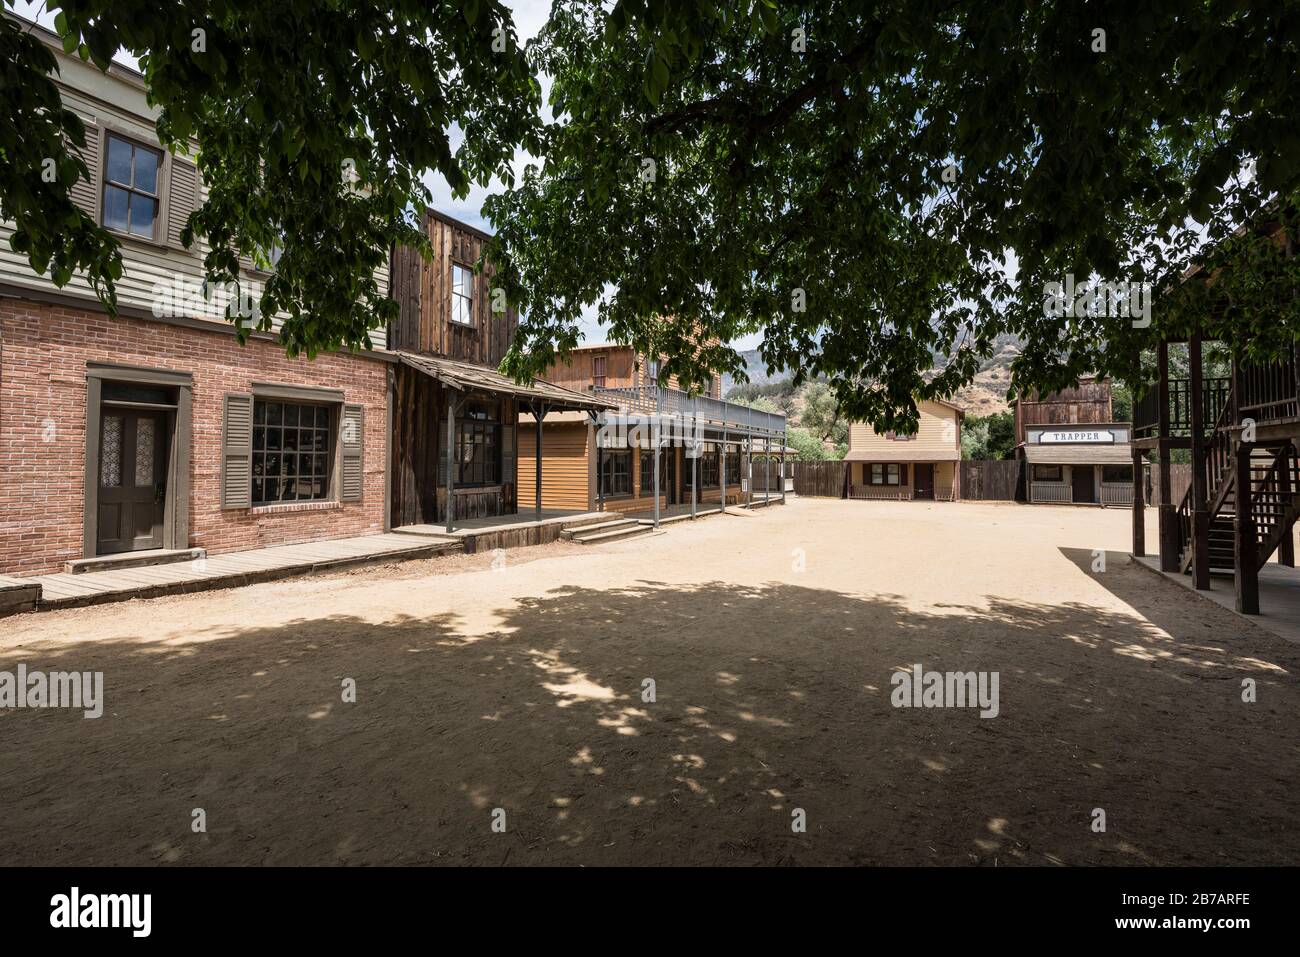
[593,385,786,437]
[1133,377,1231,439]
[1029,483,1070,504]
[1238,352,1299,423]
[849,485,913,501]
[1100,483,1133,506]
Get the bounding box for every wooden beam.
[1189,335,1210,589]
[1234,440,1260,614]
[1131,445,1145,557]
[1156,341,1179,571]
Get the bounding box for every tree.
[1,1,540,354]
[798,380,848,447]
[485,0,1300,430]
[785,426,827,461]
[961,411,1016,461]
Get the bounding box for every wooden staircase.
[1178,396,1299,577]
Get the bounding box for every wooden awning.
[1023,444,1134,466]
[395,351,618,412]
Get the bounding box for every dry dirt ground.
[2,499,1297,866]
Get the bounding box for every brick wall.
[0,298,389,576]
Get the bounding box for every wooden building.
[519,344,787,520]
[1132,338,1298,615]
[1013,378,1135,505]
[386,212,614,531]
[843,400,964,500]
[1130,215,1299,615]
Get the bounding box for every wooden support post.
[534,402,546,523]
[1234,440,1260,614]
[764,436,771,504]
[1131,446,1145,557]
[1156,342,1179,571]
[746,435,753,507]
[444,391,457,534]
[1189,335,1210,589]
[721,427,728,510]
[1279,442,1295,568]
[690,407,697,519]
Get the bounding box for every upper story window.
[592,356,607,388]
[102,133,162,240]
[451,263,474,326]
[884,431,916,441]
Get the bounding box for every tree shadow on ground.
[1,560,1297,866]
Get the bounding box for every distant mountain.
[721,348,788,394]
[723,336,1021,416]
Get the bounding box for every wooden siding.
[540,344,721,398]
[0,50,387,344]
[848,401,962,459]
[389,363,517,526]
[517,420,592,510]
[1014,379,1114,445]
[387,213,517,365]
[545,347,639,392]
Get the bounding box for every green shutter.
[221,393,253,509]
[167,157,199,249]
[67,125,101,220]
[340,404,364,501]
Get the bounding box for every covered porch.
[390,352,617,533]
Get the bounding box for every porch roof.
[842,448,961,463]
[395,351,618,412]
[1023,444,1133,466]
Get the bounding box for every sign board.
[1037,429,1115,444]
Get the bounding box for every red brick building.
[0,301,388,576]
[0,25,390,576]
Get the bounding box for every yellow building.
[843,399,965,500]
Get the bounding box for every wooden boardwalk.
[27,533,463,610]
[1135,555,1300,646]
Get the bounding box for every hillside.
[723,337,1020,417]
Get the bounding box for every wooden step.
[64,547,206,575]
[572,525,661,546]
[563,519,640,541]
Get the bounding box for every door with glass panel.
[97,409,167,553]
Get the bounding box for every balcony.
[593,385,786,437]
[1132,376,1230,440]
[1132,351,1298,440]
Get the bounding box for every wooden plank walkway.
[1135,555,1300,646]
[28,533,463,610]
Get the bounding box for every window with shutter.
[340,404,364,501]
[221,393,254,508]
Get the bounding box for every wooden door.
[914,463,934,499]
[1071,465,1095,504]
[97,409,167,554]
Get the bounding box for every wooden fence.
[1147,463,1191,505]
[789,459,1023,500]
[959,460,1021,501]
[789,461,848,497]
